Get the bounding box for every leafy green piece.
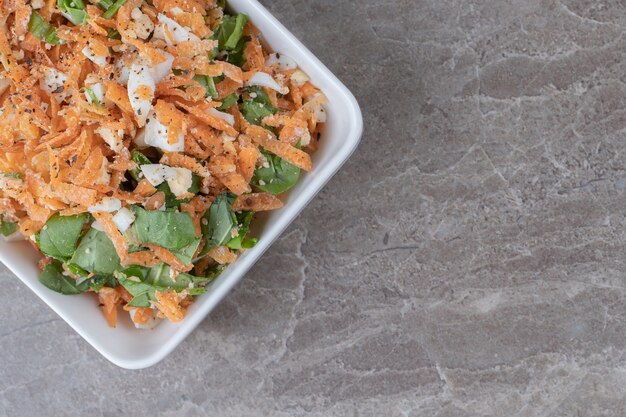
[227,36,248,67]
[107,28,121,39]
[1,172,22,179]
[242,101,275,126]
[0,221,17,237]
[227,211,257,250]
[102,0,127,19]
[28,12,61,45]
[39,260,89,295]
[116,264,212,307]
[201,192,237,252]
[171,237,202,264]
[217,0,226,9]
[98,0,114,9]
[252,150,300,195]
[214,14,248,51]
[247,86,274,107]
[219,93,239,111]
[130,150,152,181]
[130,207,196,251]
[81,87,103,107]
[156,174,201,208]
[38,214,88,260]
[70,228,121,274]
[242,87,277,125]
[57,0,88,25]
[193,74,218,99]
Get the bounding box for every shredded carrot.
[0,0,325,328]
[231,193,283,212]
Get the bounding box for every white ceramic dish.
[0,0,362,369]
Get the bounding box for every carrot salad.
[0,0,327,328]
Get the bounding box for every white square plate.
[0,0,363,369]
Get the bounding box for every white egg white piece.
[140,164,192,197]
[40,67,71,102]
[247,72,289,94]
[112,207,135,233]
[165,167,193,197]
[88,197,122,213]
[91,220,104,231]
[140,164,172,186]
[127,61,155,127]
[289,69,310,87]
[150,52,174,83]
[207,107,235,126]
[96,126,124,153]
[265,53,297,71]
[81,46,107,67]
[154,14,200,45]
[84,82,104,105]
[142,109,184,152]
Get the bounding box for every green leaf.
[81,87,103,107]
[39,214,88,260]
[107,28,121,40]
[70,228,121,274]
[171,237,202,264]
[193,74,218,99]
[201,192,236,252]
[57,0,88,25]
[88,274,117,292]
[156,174,201,208]
[28,12,61,45]
[214,14,248,51]
[227,35,248,67]
[130,150,152,181]
[102,0,127,19]
[242,87,277,125]
[1,172,22,179]
[0,221,17,237]
[252,150,300,195]
[116,264,212,307]
[226,211,257,250]
[98,0,114,10]
[131,207,196,251]
[242,101,275,126]
[39,260,89,295]
[247,86,274,107]
[144,264,211,290]
[219,93,239,111]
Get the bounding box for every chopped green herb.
[227,211,257,250]
[214,13,248,51]
[193,74,218,99]
[201,192,237,252]
[39,260,89,295]
[0,221,17,237]
[130,150,152,181]
[252,150,300,195]
[130,207,197,251]
[102,0,127,19]
[70,228,122,274]
[219,93,239,111]
[28,12,61,45]
[38,214,89,260]
[57,0,88,25]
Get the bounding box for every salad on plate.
[0,0,326,328]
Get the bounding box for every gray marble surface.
[3,0,626,415]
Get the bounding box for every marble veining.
[3,0,626,415]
